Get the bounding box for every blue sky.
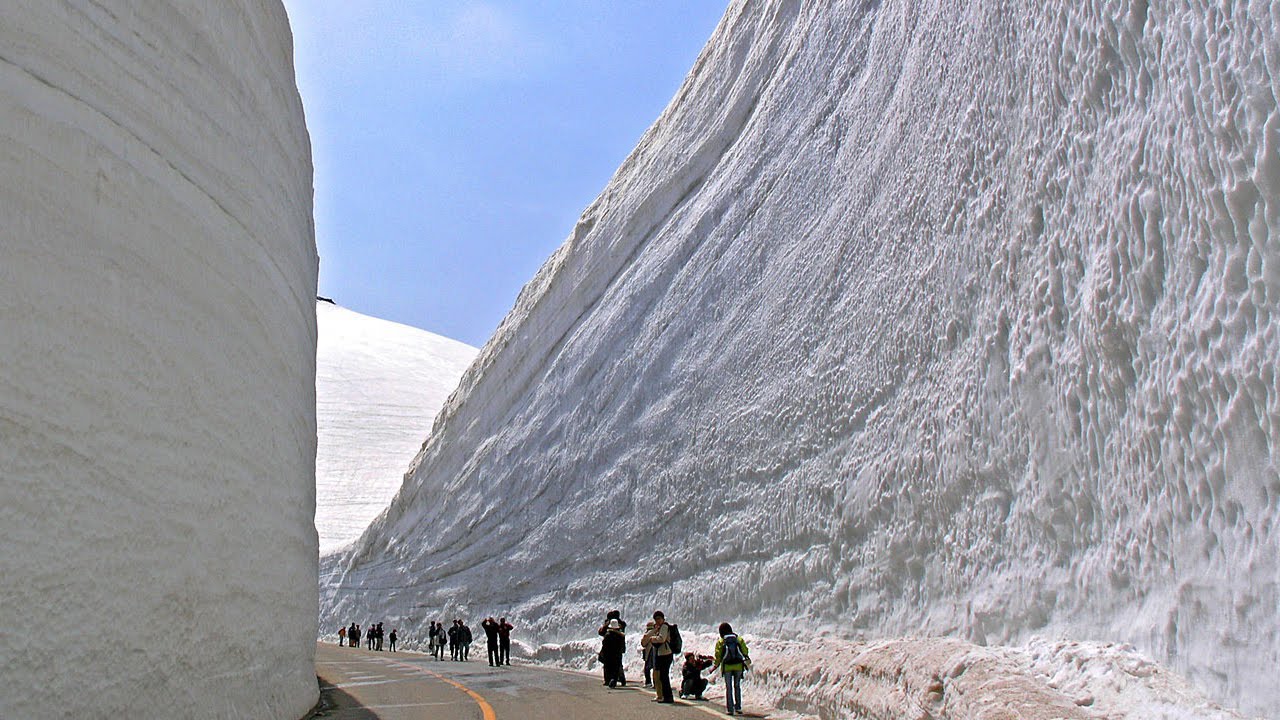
[282,1,728,347]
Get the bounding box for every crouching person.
[680,653,714,700]
[712,622,750,716]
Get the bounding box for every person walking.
[434,621,448,660]
[388,628,398,652]
[337,625,346,647]
[497,617,514,665]
[712,622,750,715]
[642,611,675,703]
[350,624,361,651]
[598,618,626,688]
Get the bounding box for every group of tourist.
[334,609,750,715]
[336,616,515,667]
[338,622,397,652]
[599,610,752,716]
[423,617,516,666]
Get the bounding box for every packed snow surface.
[316,301,477,553]
[0,3,318,719]
[322,0,1279,716]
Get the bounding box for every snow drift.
[316,301,477,553]
[322,0,1279,716]
[0,3,318,719]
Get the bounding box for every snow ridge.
[316,301,477,553]
[322,1,1279,716]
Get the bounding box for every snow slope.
[0,3,318,719]
[316,301,477,553]
[321,0,1279,716]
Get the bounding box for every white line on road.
[328,678,417,689]
[364,702,460,709]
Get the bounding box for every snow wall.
[316,301,477,554]
[321,0,1279,715]
[0,3,318,719]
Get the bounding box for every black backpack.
[722,634,744,664]
[667,623,683,654]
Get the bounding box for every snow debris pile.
[746,637,1247,720]
[316,301,477,553]
[0,3,318,719]
[321,0,1278,717]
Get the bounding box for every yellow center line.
[385,658,497,720]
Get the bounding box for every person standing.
[375,622,384,651]
[640,620,656,687]
[482,617,500,666]
[712,622,750,716]
[598,618,626,688]
[497,617,514,665]
[459,620,473,661]
[427,622,439,659]
[388,628,398,652]
[434,621,448,660]
[448,620,461,661]
[350,624,361,651]
[598,610,628,686]
[337,625,346,647]
[642,611,674,703]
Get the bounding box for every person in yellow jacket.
[712,622,750,716]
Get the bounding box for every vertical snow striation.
[316,302,478,554]
[0,3,318,719]
[322,0,1278,715]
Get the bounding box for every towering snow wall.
[0,3,318,718]
[322,0,1279,714]
[316,301,477,553]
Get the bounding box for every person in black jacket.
[459,620,473,661]
[598,618,627,688]
[497,617,514,665]
[680,653,713,699]
[482,617,500,666]
[448,620,461,660]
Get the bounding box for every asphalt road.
[312,643,768,719]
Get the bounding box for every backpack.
[667,624,683,654]
[722,634,744,664]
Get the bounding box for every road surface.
[312,643,769,719]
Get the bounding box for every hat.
[607,619,622,630]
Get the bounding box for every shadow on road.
[305,677,382,719]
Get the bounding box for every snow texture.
[316,301,477,554]
[0,3,318,719]
[321,0,1279,716]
